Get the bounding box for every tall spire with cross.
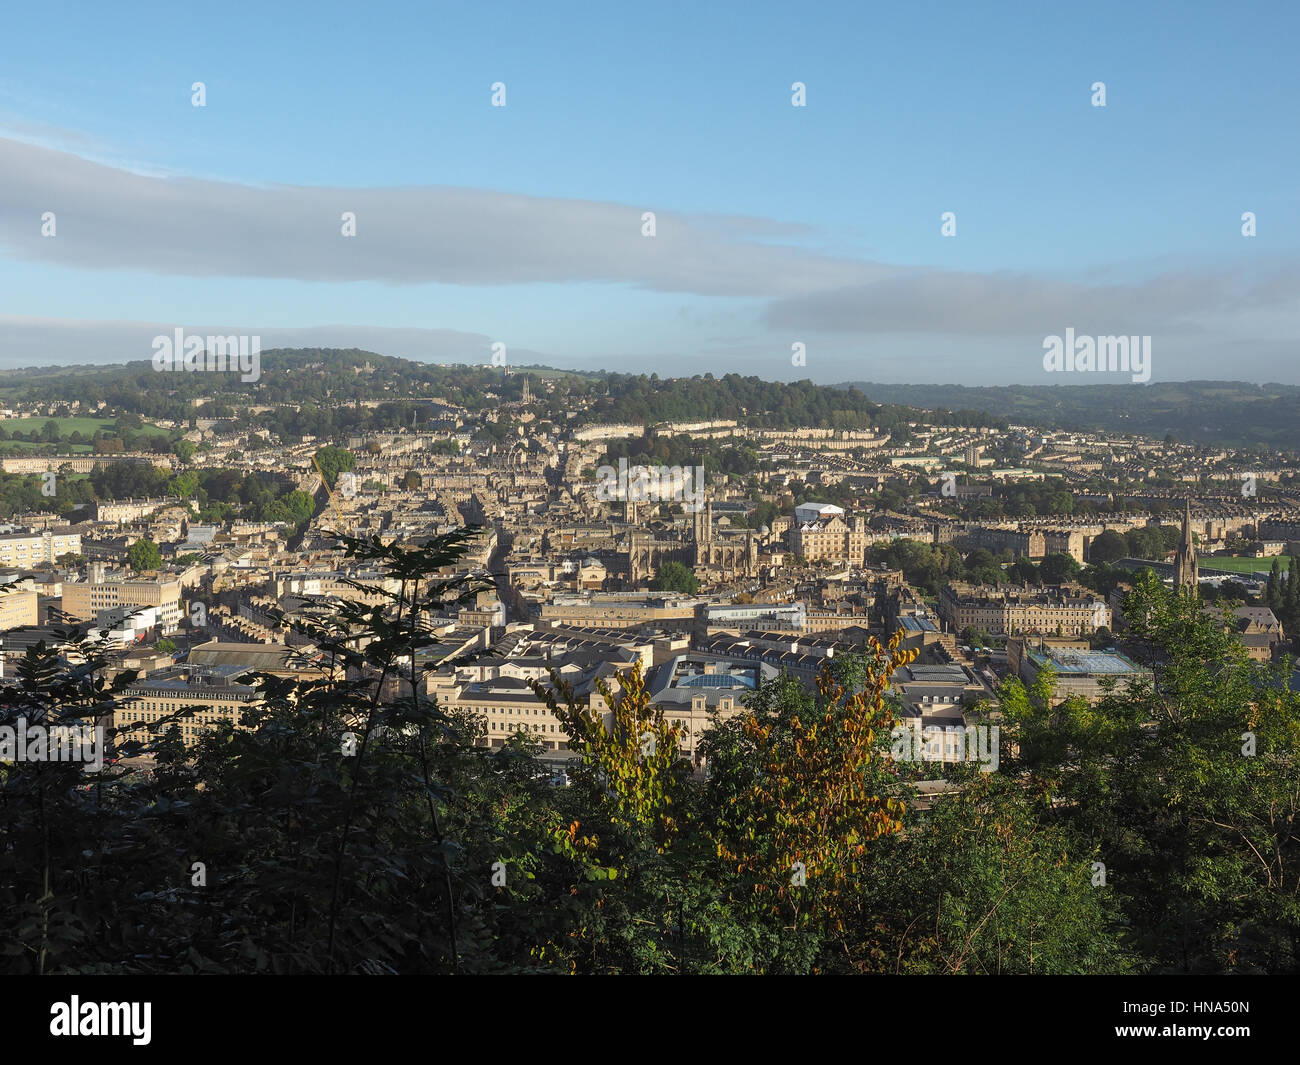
[1174,497,1198,595]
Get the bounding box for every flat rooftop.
[1027,648,1145,675]
[647,655,774,707]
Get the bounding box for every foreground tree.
[858,769,1136,974]
[1004,570,1300,973]
[704,637,916,971]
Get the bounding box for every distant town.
[7,0,1299,995]
[1,349,1297,768]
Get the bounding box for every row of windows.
[490,722,562,734]
[132,708,235,721]
[132,699,186,713]
[130,693,246,704]
[125,720,226,734]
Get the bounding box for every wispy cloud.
[0,137,889,296]
[763,268,1300,337]
[1,138,1297,383]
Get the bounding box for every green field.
[0,415,169,437]
[0,440,94,453]
[1203,555,1289,575]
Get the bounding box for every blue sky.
[0,0,1296,383]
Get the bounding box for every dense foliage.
[648,561,699,595]
[3,349,1007,442]
[0,462,315,525]
[848,379,1300,452]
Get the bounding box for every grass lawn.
[0,441,95,453]
[1203,555,1288,574]
[0,415,169,438]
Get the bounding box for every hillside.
[838,380,1300,453]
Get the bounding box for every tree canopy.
[127,537,162,572]
[649,561,699,595]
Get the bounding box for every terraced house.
[939,582,1111,637]
[117,665,260,749]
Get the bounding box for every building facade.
[789,514,868,564]
[0,528,82,567]
[939,583,1111,636]
[61,574,183,632]
[117,666,260,748]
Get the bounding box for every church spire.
[1174,498,1198,595]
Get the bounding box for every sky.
[0,0,1296,385]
